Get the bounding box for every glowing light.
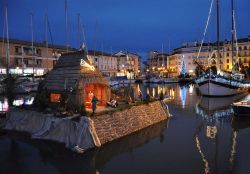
[80,59,95,71]
[189,84,194,94]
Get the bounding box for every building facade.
[87,51,117,78]
[0,38,72,76]
[115,51,139,79]
[147,36,250,77]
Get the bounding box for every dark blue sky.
[1,0,250,58]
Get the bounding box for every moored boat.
[196,75,249,96]
[195,0,250,97]
[232,100,250,117]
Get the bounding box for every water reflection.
[0,120,168,174]
[1,84,250,174]
[194,94,247,174]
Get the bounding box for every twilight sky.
[1,0,250,59]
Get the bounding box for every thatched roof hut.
[43,50,110,110]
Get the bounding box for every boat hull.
[197,80,248,97]
[233,105,250,117]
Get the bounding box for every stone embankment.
[92,101,168,145]
[1,101,169,152]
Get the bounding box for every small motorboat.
[232,100,250,117]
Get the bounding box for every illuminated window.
[50,93,61,103]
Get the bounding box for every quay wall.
[91,101,169,145]
[1,101,169,152]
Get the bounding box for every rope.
[197,0,214,60]
[233,10,239,71]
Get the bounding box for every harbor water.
[1,84,250,174]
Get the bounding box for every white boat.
[195,0,250,97]
[196,75,249,96]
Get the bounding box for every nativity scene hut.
[42,50,111,111]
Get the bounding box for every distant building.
[87,50,117,78]
[114,51,139,79]
[147,36,250,77]
[147,51,169,77]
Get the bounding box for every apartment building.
[0,38,72,76]
[148,36,250,77]
[115,51,139,79]
[0,38,130,78]
[87,50,117,78]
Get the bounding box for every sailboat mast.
[231,0,235,72]
[5,7,10,76]
[77,13,81,48]
[30,13,35,78]
[65,0,69,53]
[45,13,49,73]
[216,0,220,70]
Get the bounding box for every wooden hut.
[43,50,110,110]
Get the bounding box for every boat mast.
[45,13,49,73]
[30,13,35,79]
[5,6,10,77]
[65,0,69,53]
[77,13,81,48]
[231,0,235,72]
[216,0,220,70]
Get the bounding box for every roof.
[0,37,77,51]
[43,50,109,92]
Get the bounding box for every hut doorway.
[83,84,109,109]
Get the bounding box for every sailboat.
[195,0,250,97]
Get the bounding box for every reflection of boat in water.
[231,117,250,130]
[195,96,244,120]
[232,100,250,117]
[198,94,246,112]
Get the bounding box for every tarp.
[2,108,100,152]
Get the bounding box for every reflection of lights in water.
[189,84,194,94]
[153,88,155,97]
[229,131,237,168]
[195,105,233,121]
[206,126,217,139]
[180,87,187,107]
[195,136,210,174]
[0,99,9,112]
[147,88,149,95]
[169,88,175,99]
